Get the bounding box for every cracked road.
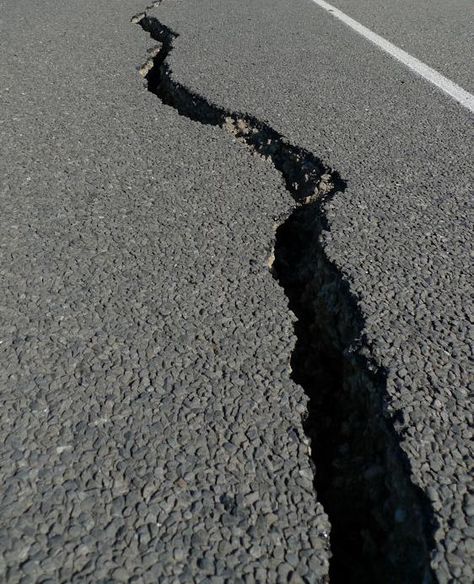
[0,0,472,583]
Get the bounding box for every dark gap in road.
[133,12,335,202]
[133,8,436,582]
[272,204,436,583]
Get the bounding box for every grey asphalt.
[0,0,473,583]
[329,0,474,93]
[0,1,328,582]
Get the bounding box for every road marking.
[309,0,474,114]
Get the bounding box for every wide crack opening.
[133,8,436,582]
[273,204,436,583]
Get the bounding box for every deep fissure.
[133,8,436,582]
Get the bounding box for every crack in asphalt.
[132,4,436,582]
[132,11,343,205]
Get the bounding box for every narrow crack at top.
[132,9,346,205]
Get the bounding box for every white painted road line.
[309,0,474,114]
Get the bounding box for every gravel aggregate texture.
[0,0,472,582]
[0,0,333,581]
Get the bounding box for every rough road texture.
[0,1,331,582]
[0,0,472,583]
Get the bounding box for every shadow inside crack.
[133,8,437,582]
[272,202,436,583]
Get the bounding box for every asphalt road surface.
[0,0,472,583]
[323,0,474,93]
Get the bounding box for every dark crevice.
[133,10,338,203]
[132,7,437,582]
[273,204,437,583]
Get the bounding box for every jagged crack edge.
[135,13,345,203]
[133,7,437,583]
